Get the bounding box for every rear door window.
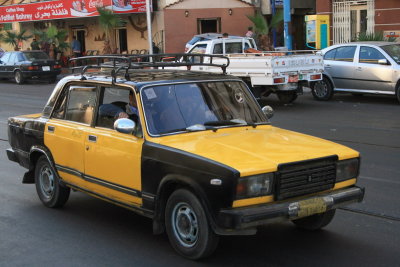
[324,49,336,60]
[334,46,356,62]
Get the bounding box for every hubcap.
[314,81,328,98]
[39,165,55,199]
[15,72,21,83]
[171,202,199,248]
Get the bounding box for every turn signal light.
[273,77,285,84]
[310,74,322,80]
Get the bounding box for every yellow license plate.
[297,198,327,218]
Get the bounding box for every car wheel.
[14,70,24,85]
[165,189,219,260]
[292,209,336,231]
[311,77,334,101]
[277,91,298,104]
[35,155,70,208]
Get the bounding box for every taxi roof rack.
[69,53,230,83]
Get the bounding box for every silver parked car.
[311,42,400,103]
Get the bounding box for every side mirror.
[262,105,274,119]
[378,59,390,65]
[114,118,136,134]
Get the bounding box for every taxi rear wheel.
[165,189,219,260]
[35,155,70,208]
[292,209,336,231]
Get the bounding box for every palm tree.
[97,7,123,54]
[2,29,32,51]
[247,11,283,50]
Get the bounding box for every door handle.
[88,135,97,143]
[356,67,362,71]
[47,125,55,133]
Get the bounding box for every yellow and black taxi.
[6,55,364,260]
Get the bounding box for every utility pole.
[283,0,292,50]
[146,0,153,58]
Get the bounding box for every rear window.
[23,52,49,61]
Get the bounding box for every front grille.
[275,156,337,200]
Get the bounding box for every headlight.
[236,173,274,199]
[336,158,360,182]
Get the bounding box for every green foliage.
[247,10,283,35]
[356,31,396,42]
[97,7,123,39]
[33,26,69,52]
[2,29,32,50]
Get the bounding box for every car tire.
[35,155,70,208]
[311,77,334,101]
[277,91,298,104]
[14,70,24,85]
[165,188,219,260]
[292,209,336,231]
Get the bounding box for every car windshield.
[381,44,400,64]
[141,81,267,135]
[23,52,49,61]
[188,36,202,45]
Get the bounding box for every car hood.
[151,125,359,176]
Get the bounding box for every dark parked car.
[0,51,61,84]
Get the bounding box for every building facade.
[316,0,400,44]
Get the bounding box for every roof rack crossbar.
[68,53,230,79]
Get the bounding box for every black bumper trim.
[6,148,19,163]
[218,186,364,230]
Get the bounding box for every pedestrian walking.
[71,36,82,58]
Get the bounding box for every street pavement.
[0,79,399,266]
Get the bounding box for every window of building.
[197,18,221,34]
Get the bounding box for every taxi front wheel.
[165,189,219,260]
[35,155,70,208]
[292,209,336,231]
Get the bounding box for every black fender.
[23,145,57,184]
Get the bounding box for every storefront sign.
[0,0,150,23]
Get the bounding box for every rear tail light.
[54,65,62,69]
[310,74,322,80]
[27,66,39,70]
[273,77,285,84]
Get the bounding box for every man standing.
[71,36,82,58]
[31,38,40,50]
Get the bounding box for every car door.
[353,46,394,92]
[324,46,357,89]
[83,86,143,205]
[0,52,10,78]
[44,84,97,188]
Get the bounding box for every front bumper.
[218,186,364,231]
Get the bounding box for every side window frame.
[359,46,387,64]
[50,82,98,126]
[333,46,357,62]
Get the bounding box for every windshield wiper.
[161,124,207,134]
[204,119,247,127]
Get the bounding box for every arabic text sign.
[0,0,148,23]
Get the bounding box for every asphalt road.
[0,80,399,266]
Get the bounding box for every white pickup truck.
[186,37,324,104]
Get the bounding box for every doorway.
[116,28,128,53]
[351,5,368,40]
[75,30,86,53]
[197,18,221,34]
